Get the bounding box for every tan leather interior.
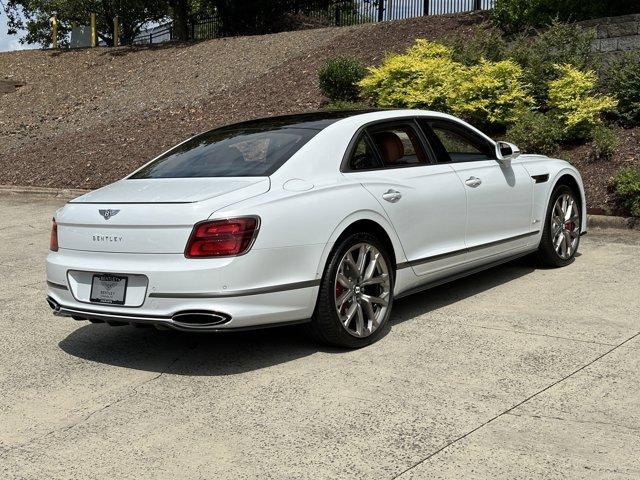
[372,132,405,164]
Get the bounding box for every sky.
[0,10,35,52]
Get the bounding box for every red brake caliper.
[335,282,345,313]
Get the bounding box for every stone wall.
[581,14,640,54]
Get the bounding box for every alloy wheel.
[551,193,580,260]
[334,242,391,338]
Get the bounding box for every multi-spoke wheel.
[310,232,394,348]
[550,193,580,260]
[537,185,581,267]
[334,243,391,338]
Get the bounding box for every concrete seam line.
[503,412,640,433]
[390,330,640,480]
[455,322,618,347]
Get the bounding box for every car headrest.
[372,132,405,164]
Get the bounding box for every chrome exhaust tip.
[171,311,231,328]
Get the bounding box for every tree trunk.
[171,0,190,41]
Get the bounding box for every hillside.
[1,11,638,214]
[0,13,485,189]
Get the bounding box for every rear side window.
[346,122,430,171]
[131,127,318,178]
[369,125,429,167]
[349,134,382,171]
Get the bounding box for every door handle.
[382,189,402,203]
[465,176,482,188]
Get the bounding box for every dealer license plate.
[90,274,128,305]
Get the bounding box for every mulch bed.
[560,127,640,215]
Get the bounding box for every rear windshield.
[130,126,319,178]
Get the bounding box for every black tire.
[537,185,581,268]
[308,232,394,348]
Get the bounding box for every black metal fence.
[133,0,495,45]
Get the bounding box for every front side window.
[131,127,318,178]
[420,120,495,163]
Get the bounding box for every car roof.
[195,109,492,151]
[215,110,381,132]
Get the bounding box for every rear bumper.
[46,296,310,332]
[46,245,324,330]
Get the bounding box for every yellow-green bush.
[358,40,462,111]
[450,60,533,126]
[358,39,532,127]
[548,64,617,139]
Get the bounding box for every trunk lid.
[57,178,269,254]
[70,178,265,204]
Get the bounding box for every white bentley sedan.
[46,110,586,347]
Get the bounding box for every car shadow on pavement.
[58,257,536,376]
[390,257,536,326]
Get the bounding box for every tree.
[3,0,170,47]
[169,0,189,41]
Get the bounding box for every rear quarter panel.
[211,180,410,286]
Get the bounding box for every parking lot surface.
[1,192,639,479]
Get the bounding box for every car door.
[419,119,534,261]
[341,119,467,277]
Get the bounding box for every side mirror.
[496,141,520,166]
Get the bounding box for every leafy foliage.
[509,21,595,105]
[547,64,617,140]
[450,59,533,127]
[611,168,640,217]
[321,100,371,111]
[491,0,640,32]
[359,40,460,111]
[506,111,562,155]
[601,51,640,127]
[444,25,508,66]
[4,0,171,46]
[359,40,532,128]
[590,125,619,161]
[318,56,367,102]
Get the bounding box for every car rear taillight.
[50,219,59,252]
[185,217,259,258]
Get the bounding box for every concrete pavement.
[0,192,639,479]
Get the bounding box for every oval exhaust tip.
[171,311,230,328]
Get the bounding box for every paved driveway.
[1,192,639,479]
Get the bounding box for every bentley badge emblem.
[99,209,120,220]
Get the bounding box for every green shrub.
[321,100,371,111]
[318,57,367,102]
[611,168,640,217]
[510,21,595,105]
[548,64,617,140]
[492,0,640,32]
[601,51,640,127]
[445,25,508,66]
[590,125,619,160]
[491,0,549,33]
[359,39,532,128]
[506,111,562,155]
